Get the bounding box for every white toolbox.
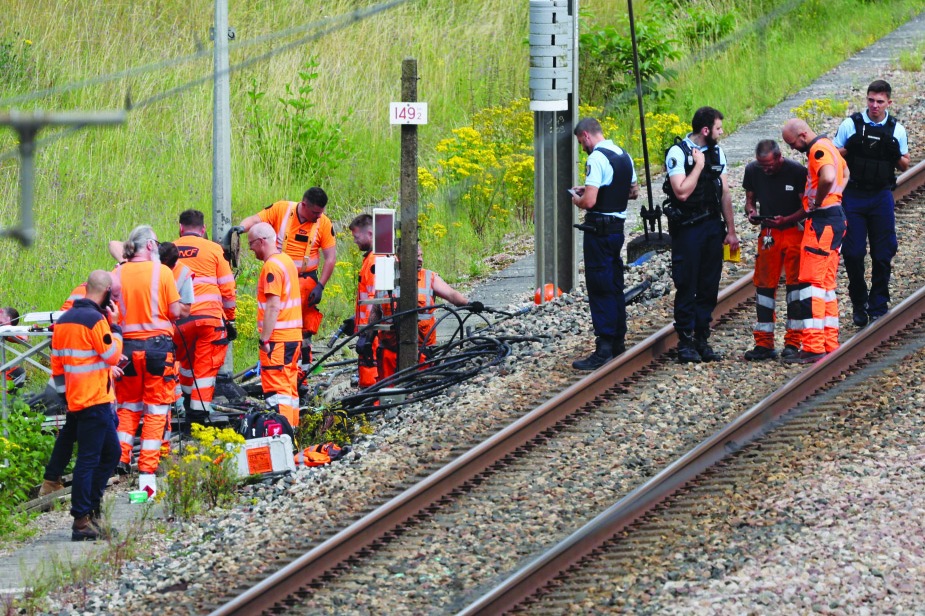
[231,434,296,477]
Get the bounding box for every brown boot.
[39,478,64,496]
[72,515,100,542]
[89,509,119,540]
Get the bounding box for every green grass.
[1,0,924,374]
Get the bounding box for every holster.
[575,214,624,236]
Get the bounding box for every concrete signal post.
[530,0,579,302]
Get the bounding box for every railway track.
[206,165,925,614]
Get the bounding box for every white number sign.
[389,102,428,125]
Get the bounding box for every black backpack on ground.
[238,410,295,442]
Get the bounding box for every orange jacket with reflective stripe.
[355,251,376,328]
[174,234,237,320]
[116,261,180,339]
[377,269,437,349]
[50,298,123,411]
[804,137,849,211]
[257,253,302,342]
[61,283,87,311]
[258,201,336,272]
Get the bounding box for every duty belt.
[575,213,624,236]
[299,270,319,281]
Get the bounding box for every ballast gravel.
[28,70,925,614]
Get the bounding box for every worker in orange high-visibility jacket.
[170,210,237,424]
[49,269,125,541]
[780,119,849,364]
[237,187,336,373]
[348,213,378,388]
[248,222,303,429]
[111,225,182,496]
[373,245,482,381]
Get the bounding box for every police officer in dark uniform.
[570,117,639,371]
[663,106,739,363]
[833,79,910,326]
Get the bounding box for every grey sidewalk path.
[0,487,161,597]
[465,10,925,311]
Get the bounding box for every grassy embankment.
[0,0,923,375]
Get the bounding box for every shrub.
[160,424,244,520]
[0,396,53,532]
[244,58,355,186]
[791,98,850,132]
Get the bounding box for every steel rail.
[208,280,754,615]
[457,285,925,616]
[212,162,924,616]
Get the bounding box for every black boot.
[676,330,702,363]
[572,337,615,371]
[695,329,722,362]
[72,515,100,542]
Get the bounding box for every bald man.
[780,119,849,364]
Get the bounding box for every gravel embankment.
[29,70,925,614]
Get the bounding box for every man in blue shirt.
[663,107,739,362]
[833,79,910,326]
[570,118,638,371]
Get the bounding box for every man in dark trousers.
[49,270,125,541]
[833,79,910,326]
[741,139,808,360]
[663,106,739,363]
[569,117,638,371]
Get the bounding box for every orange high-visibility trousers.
[115,338,177,474]
[174,316,228,413]
[752,226,803,350]
[260,340,300,430]
[795,208,847,354]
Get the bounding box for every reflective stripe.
[141,439,163,451]
[222,299,236,308]
[193,376,216,388]
[786,319,804,331]
[824,316,840,328]
[786,289,801,303]
[755,294,776,309]
[216,274,234,285]
[795,318,826,329]
[52,348,98,358]
[276,203,295,253]
[195,275,218,285]
[754,322,775,332]
[194,293,223,304]
[178,366,194,378]
[120,401,145,412]
[823,290,837,302]
[117,432,135,445]
[145,404,170,416]
[63,361,109,374]
[100,343,120,361]
[277,394,300,407]
[266,393,281,405]
[181,385,193,394]
[190,399,212,412]
[257,298,300,311]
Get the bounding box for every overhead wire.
[0,0,413,163]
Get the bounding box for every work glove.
[224,320,238,342]
[229,225,246,236]
[469,301,485,314]
[307,281,325,305]
[341,317,356,336]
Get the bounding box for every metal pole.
[627,0,661,239]
[213,0,235,375]
[398,58,419,373]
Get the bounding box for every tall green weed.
[0,396,53,531]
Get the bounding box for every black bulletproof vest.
[593,146,634,214]
[844,112,897,191]
[662,137,723,210]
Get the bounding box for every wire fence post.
[398,58,420,373]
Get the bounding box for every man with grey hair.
[248,222,302,429]
[741,139,807,360]
[112,225,182,497]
